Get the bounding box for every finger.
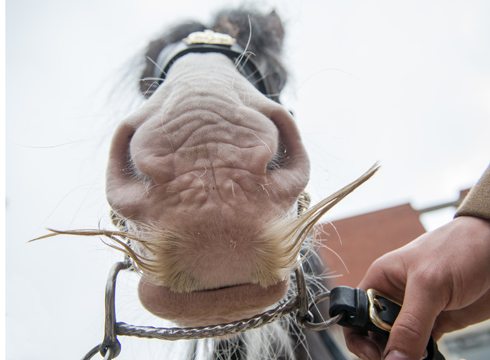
[344,328,382,360]
[384,276,445,360]
[357,253,407,303]
[433,288,490,339]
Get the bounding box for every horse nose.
[128,101,307,185]
[106,98,309,222]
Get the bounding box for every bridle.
[150,29,280,102]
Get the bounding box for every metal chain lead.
[116,298,297,340]
[83,258,342,359]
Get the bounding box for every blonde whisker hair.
[251,163,379,285]
[31,164,379,292]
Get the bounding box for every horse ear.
[267,10,285,47]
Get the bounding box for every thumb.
[384,277,444,360]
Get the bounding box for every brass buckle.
[183,30,236,46]
[367,288,400,332]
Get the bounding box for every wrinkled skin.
[106,53,309,325]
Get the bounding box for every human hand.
[344,216,490,360]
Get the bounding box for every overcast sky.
[6,1,490,359]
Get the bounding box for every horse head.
[106,10,310,327]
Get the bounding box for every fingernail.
[384,350,410,360]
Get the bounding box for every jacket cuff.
[455,164,490,221]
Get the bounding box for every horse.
[39,8,377,360]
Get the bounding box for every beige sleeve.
[455,164,490,220]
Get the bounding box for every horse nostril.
[267,141,288,171]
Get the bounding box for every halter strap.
[152,30,279,102]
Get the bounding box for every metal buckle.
[183,30,236,46]
[366,288,400,332]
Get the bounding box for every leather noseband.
[152,30,279,102]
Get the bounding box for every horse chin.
[138,277,289,327]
